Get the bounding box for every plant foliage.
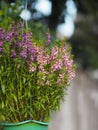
[0,22,76,122]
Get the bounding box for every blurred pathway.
[49,69,98,130]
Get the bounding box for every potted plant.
[0,22,76,130]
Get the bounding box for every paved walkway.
[49,70,98,130]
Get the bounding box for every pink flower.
[42,76,46,81]
[63,54,69,64]
[57,73,65,84]
[29,66,36,72]
[51,59,63,72]
[66,60,73,70]
[51,47,58,60]
[37,50,50,65]
[59,73,64,79]
[37,55,43,64]
[39,65,44,72]
[68,70,75,83]
[63,54,73,70]
[46,80,51,86]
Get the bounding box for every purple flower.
[11,50,16,57]
[22,33,28,40]
[0,47,4,53]
[20,50,27,59]
[30,55,34,62]
[24,41,31,48]
[11,25,16,33]
[46,33,51,47]
[6,32,13,41]
[30,32,33,36]
[18,21,23,28]
[0,41,3,47]
[0,29,5,39]
[27,47,37,62]
[28,47,36,55]
[17,42,23,48]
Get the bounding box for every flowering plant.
[0,22,75,123]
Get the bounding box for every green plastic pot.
[0,120,49,130]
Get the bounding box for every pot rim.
[0,120,49,126]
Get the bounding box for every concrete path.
[49,70,98,130]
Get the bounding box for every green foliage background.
[0,1,21,28]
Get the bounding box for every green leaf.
[0,10,3,16]
[0,115,5,121]
[23,77,26,84]
[1,84,5,94]
[1,101,4,108]
[11,94,17,103]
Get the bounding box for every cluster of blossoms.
[0,22,76,88]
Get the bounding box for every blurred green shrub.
[0,1,22,28]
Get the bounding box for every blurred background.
[0,0,98,130]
